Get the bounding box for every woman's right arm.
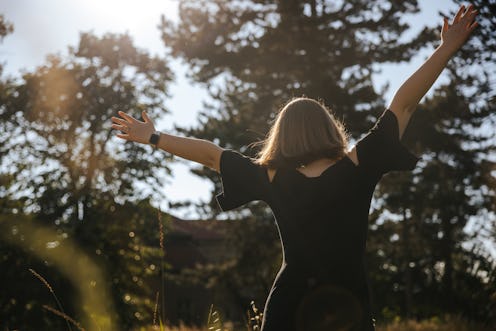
[111,110,224,172]
[388,4,478,139]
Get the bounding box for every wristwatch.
[149,131,161,147]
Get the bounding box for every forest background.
[0,0,495,330]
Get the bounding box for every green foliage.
[368,80,495,320]
[0,212,76,330]
[0,32,173,330]
[0,32,173,224]
[367,0,496,322]
[1,1,495,329]
[0,14,13,48]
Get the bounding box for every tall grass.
[4,218,116,330]
[29,268,81,331]
[147,209,493,331]
[42,305,86,331]
[138,315,493,331]
[246,301,263,331]
[158,208,166,325]
[20,209,492,331]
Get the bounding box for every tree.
[0,32,173,329]
[449,0,496,253]
[368,0,496,323]
[0,14,13,57]
[160,0,435,215]
[0,13,14,192]
[369,80,495,321]
[0,32,173,224]
[0,14,12,33]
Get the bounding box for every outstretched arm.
[111,111,223,172]
[389,4,479,139]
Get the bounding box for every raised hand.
[441,4,478,55]
[111,110,156,144]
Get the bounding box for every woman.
[111,5,478,330]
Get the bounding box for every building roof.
[167,216,236,241]
[164,216,237,270]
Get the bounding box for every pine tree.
[160,0,434,215]
[369,0,496,322]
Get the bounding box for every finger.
[111,116,128,126]
[142,111,151,123]
[462,7,478,21]
[116,133,131,140]
[453,5,465,24]
[468,20,479,31]
[467,9,479,21]
[464,4,474,15]
[118,111,137,123]
[442,17,449,33]
[111,124,128,132]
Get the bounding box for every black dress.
[216,109,419,331]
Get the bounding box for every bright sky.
[0,0,458,219]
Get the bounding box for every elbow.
[205,145,223,173]
[205,156,218,172]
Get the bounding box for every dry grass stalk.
[43,305,85,331]
[29,268,54,293]
[158,208,164,250]
[153,291,160,327]
[246,301,263,331]
[29,268,73,331]
[158,207,165,325]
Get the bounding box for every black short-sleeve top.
[216,109,418,290]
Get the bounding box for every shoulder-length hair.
[253,97,349,169]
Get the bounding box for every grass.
[23,209,493,331]
[29,264,493,331]
[135,315,493,331]
[29,268,85,331]
[376,315,494,331]
[28,268,73,331]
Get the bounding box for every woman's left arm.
[388,4,479,139]
[111,110,224,172]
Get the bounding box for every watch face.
[150,133,160,145]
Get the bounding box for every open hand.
[111,110,156,144]
[441,4,478,55]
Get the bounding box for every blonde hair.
[254,97,349,169]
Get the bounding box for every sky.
[0,0,458,219]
